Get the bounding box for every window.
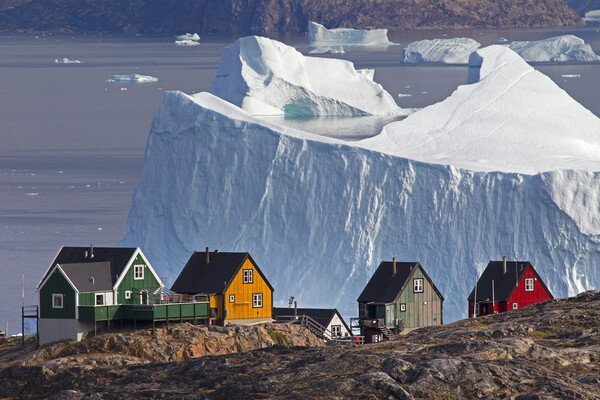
[399,303,406,312]
[96,293,104,306]
[125,290,131,299]
[525,278,534,292]
[243,269,253,284]
[413,278,424,293]
[210,307,219,317]
[512,302,518,310]
[331,325,341,337]
[229,294,235,303]
[52,294,63,309]
[134,264,144,280]
[252,293,263,308]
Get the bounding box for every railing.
[78,301,209,322]
[274,314,360,344]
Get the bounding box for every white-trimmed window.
[400,303,406,312]
[134,264,144,280]
[229,294,235,303]
[96,293,104,306]
[512,302,518,310]
[525,278,534,292]
[252,293,263,308]
[52,293,63,309]
[125,290,132,299]
[331,325,341,337]
[243,269,253,284]
[413,278,424,293]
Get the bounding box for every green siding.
[40,268,76,319]
[116,253,162,305]
[79,292,96,306]
[396,267,443,329]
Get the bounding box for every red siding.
[507,267,552,309]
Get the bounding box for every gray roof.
[272,307,350,332]
[467,260,553,302]
[357,261,444,303]
[59,262,113,292]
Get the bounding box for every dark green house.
[357,259,443,342]
[37,246,165,345]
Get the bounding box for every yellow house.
[171,248,274,325]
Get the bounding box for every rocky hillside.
[0,0,584,34]
[2,291,600,399]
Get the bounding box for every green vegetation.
[267,330,293,345]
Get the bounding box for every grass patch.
[267,330,293,346]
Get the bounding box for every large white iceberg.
[210,36,406,118]
[308,21,396,47]
[362,45,600,174]
[508,35,600,62]
[401,38,481,64]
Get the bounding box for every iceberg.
[508,35,600,62]
[176,33,200,41]
[401,38,481,64]
[308,21,396,47]
[210,36,406,118]
[584,10,600,21]
[108,74,158,83]
[308,46,345,54]
[175,39,200,46]
[54,57,82,64]
[121,45,600,324]
[362,45,600,174]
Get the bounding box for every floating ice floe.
[562,74,581,78]
[508,35,600,62]
[397,93,412,97]
[54,57,81,64]
[175,39,200,46]
[107,74,159,83]
[497,37,509,43]
[210,35,407,118]
[308,21,397,47]
[401,38,481,64]
[176,33,200,41]
[308,46,345,54]
[584,9,600,21]
[360,45,600,174]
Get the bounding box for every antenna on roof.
[90,277,94,284]
[90,244,94,259]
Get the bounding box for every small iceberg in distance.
[176,33,200,41]
[508,35,600,62]
[308,21,397,46]
[107,74,158,83]
[175,39,200,46]
[55,57,82,64]
[309,46,345,54]
[497,37,509,43]
[401,38,481,64]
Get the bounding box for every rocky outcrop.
[0,0,584,34]
[2,292,600,398]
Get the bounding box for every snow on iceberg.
[175,39,200,46]
[401,38,481,64]
[360,45,600,174]
[308,21,396,46]
[210,36,406,118]
[508,35,600,62]
[121,88,600,325]
[176,33,200,41]
[108,74,158,83]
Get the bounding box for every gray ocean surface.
[1,26,599,334]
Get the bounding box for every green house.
[357,259,444,342]
[37,246,164,345]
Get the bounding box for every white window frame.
[243,269,253,284]
[413,278,424,293]
[133,264,144,280]
[525,278,534,292]
[331,325,341,337]
[125,290,132,299]
[252,293,263,308]
[399,303,406,312]
[52,293,63,309]
[229,294,235,303]
[96,293,104,306]
[512,302,518,310]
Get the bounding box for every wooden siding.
[210,294,223,319]
[396,268,442,328]
[224,258,272,320]
[508,267,553,308]
[40,268,76,319]
[116,253,161,305]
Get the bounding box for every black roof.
[357,261,444,304]
[272,307,350,332]
[171,251,274,295]
[467,260,553,302]
[60,262,113,292]
[39,246,138,289]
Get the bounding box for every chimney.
[206,247,210,265]
[503,256,507,275]
[90,244,94,259]
[392,257,397,275]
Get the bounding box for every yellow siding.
[210,294,223,319]
[224,259,272,320]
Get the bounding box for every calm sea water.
[1,26,599,334]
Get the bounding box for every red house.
[468,257,553,317]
